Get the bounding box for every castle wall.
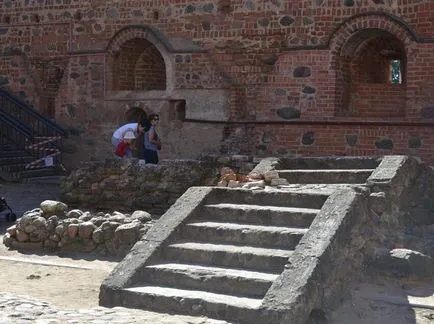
[1,1,434,166]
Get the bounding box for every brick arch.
[329,13,413,117]
[106,26,174,92]
[328,12,415,55]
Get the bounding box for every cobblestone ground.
[0,292,229,324]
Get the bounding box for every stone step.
[208,188,328,209]
[18,167,58,179]
[21,175,64,185]
[143,263,278,298]
[183,222,308,249]
[0,163,27,172]
[277,169,374,184]
[0,149,24,157]
[202,203,319,228]
[0,156,33,166]
[122,285,261,323]
[279,156,380,170]
[165,242,292,273]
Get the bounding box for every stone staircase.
[275,156,379,185]
[101,156,394,323]
[102,189,329,322]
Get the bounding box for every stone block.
[78,221,97,239]
[67,223,79,238]
[369,192,387,214]
[10,241,43,250]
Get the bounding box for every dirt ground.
[0,222,118,308]
[328,281,434,324]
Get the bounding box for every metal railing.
[0,109,31,150]
[0,89,66,173]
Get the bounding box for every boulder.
[67,209,83,218]
[67,223,79,238]
[78,221,97,239]
[115,221,142,244]
[130,210,152,223]
[40,200,68,214]
[373,248,434,278]
[92,227,105,244]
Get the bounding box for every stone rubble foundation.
[3,200,155,257]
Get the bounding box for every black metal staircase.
[0,88,67,182]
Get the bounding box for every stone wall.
[60,156,257,216]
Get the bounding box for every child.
[115,129,136,158]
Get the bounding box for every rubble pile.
[3,200,154,257]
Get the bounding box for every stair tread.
[278,169,374,172]
[187,222,309,233]
[124,285,263,309]
[205,203,321,214]
[168,242,294,257]
[146,263,279,281]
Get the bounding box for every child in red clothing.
[115,129,136,158]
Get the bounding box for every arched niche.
[329,14,412,118]
[106,26,174,93]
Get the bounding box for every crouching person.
[114,129,136,158]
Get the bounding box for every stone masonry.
[59,155,257,214]
[98,155,434,323]
[1,1,434,167]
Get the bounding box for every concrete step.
[122,286,261,323]
[165,242,293,273]
[202,203,319,228]
[279,156,380,170]
[277,169,374,184]
[143,263,278,298]
[21,175,64,185]
[18,167,58,179]
[209,188,328,209]
[0,163,27,172]
[0,156,33,166]
[0,149,24,157]
[183,222,308,249]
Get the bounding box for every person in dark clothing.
[143,113,161,164]
[134,115,151,159]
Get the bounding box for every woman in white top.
[111,122,145,147]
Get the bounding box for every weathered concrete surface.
[1,155,433,323]
[260,189,370,323]
[100,186,213,296]
[99,155,433,324]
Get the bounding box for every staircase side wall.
[367,155,424,228]
[258,155,424,324]
[259,188,370,324]
[99,186,214,307]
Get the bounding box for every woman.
[133,113,152,159]
[143,113,161,164]
[111,122,144,148]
